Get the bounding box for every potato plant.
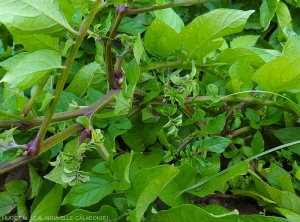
[0,0,300,221]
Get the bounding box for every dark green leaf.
[206,113,226,134]
[66,62,101,98]
[260,0,279,30]
[41,205,118,222]
[188,161,249,197]
[28,164,43,199]
[30,184,63,221]
[251,130,264,155]
[251,171,300,214]
[62,173,114,207]
[126,165,178,222]
[0,191,18,216]
[5,180,27,195]
[17,194,28,220]
[118,17,146,36]
[112,152,133,190]
[159,163,197,207]
[273,127,300,155]
[201,136,231,154]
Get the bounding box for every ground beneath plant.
[194,194,259,215]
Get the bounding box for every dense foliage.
[1,0,300,221]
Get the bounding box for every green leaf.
[28,164,43,199]
[273,127,300,155]
[4,180,27,195]
[130,144,165,177]
[159,163,197,207]
[206,113,226,134]
[142,107,160,123]
[226,61,254,93]
[0,0,75,36]
[267,163,294,192]
[201,136,231,154]
[36,91,54,112]
[230,35,260,49]
[122,113,166,151]
[181,9,254,60]
[14,34,59,52]
[276,1,293,40]
[118,17,146,36]
[126,165,178,222]
[114,91,131,115]
[154,8,184,33]
[252,53,300,92]
[251,130,264,155]
[217,48,265,67]
[0,191,18,216]
[250,171,300,214]
[112,152,133,190]
[0,49,63,91]
[188,161,249,197]
[133,34,145,64]
[245,108,260,123]
[182,108,205,126]
[275,208,300,222]
[42,205,118,222]
[249,48,281,62]
[144,18,182,58]
[260,0,279,30]
[240,214,289,222]
[146,204,239,222]
[283,35,300,55]
[44,164,68,187]
[17,194,28,220]
[126,59,140,90]
[66,62,100,98]
[3,93,28,113]
[30,184,63,222]
[92,162,110,174]
[62,173,114,207]
[0,52,28,70]
[76,116,90,129]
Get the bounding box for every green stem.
[30,0,104,155]
[229,126,251,139]
[23,77,49,117]
[139,61,226,72]
[134,89,296,114]
[185,96,296,114]
[0,110,29,122]
[0,89,119,174]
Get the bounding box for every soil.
[194,193,259,215]
[0,165,29,192]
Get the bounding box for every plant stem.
[139,61,230,72]
[26,0,104,156]
[185,96,296,114]
[105,6,127,89]
[229,126,251,139]
[0,110,29,122]
[0,89,119,174]
[23,77,49,117]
